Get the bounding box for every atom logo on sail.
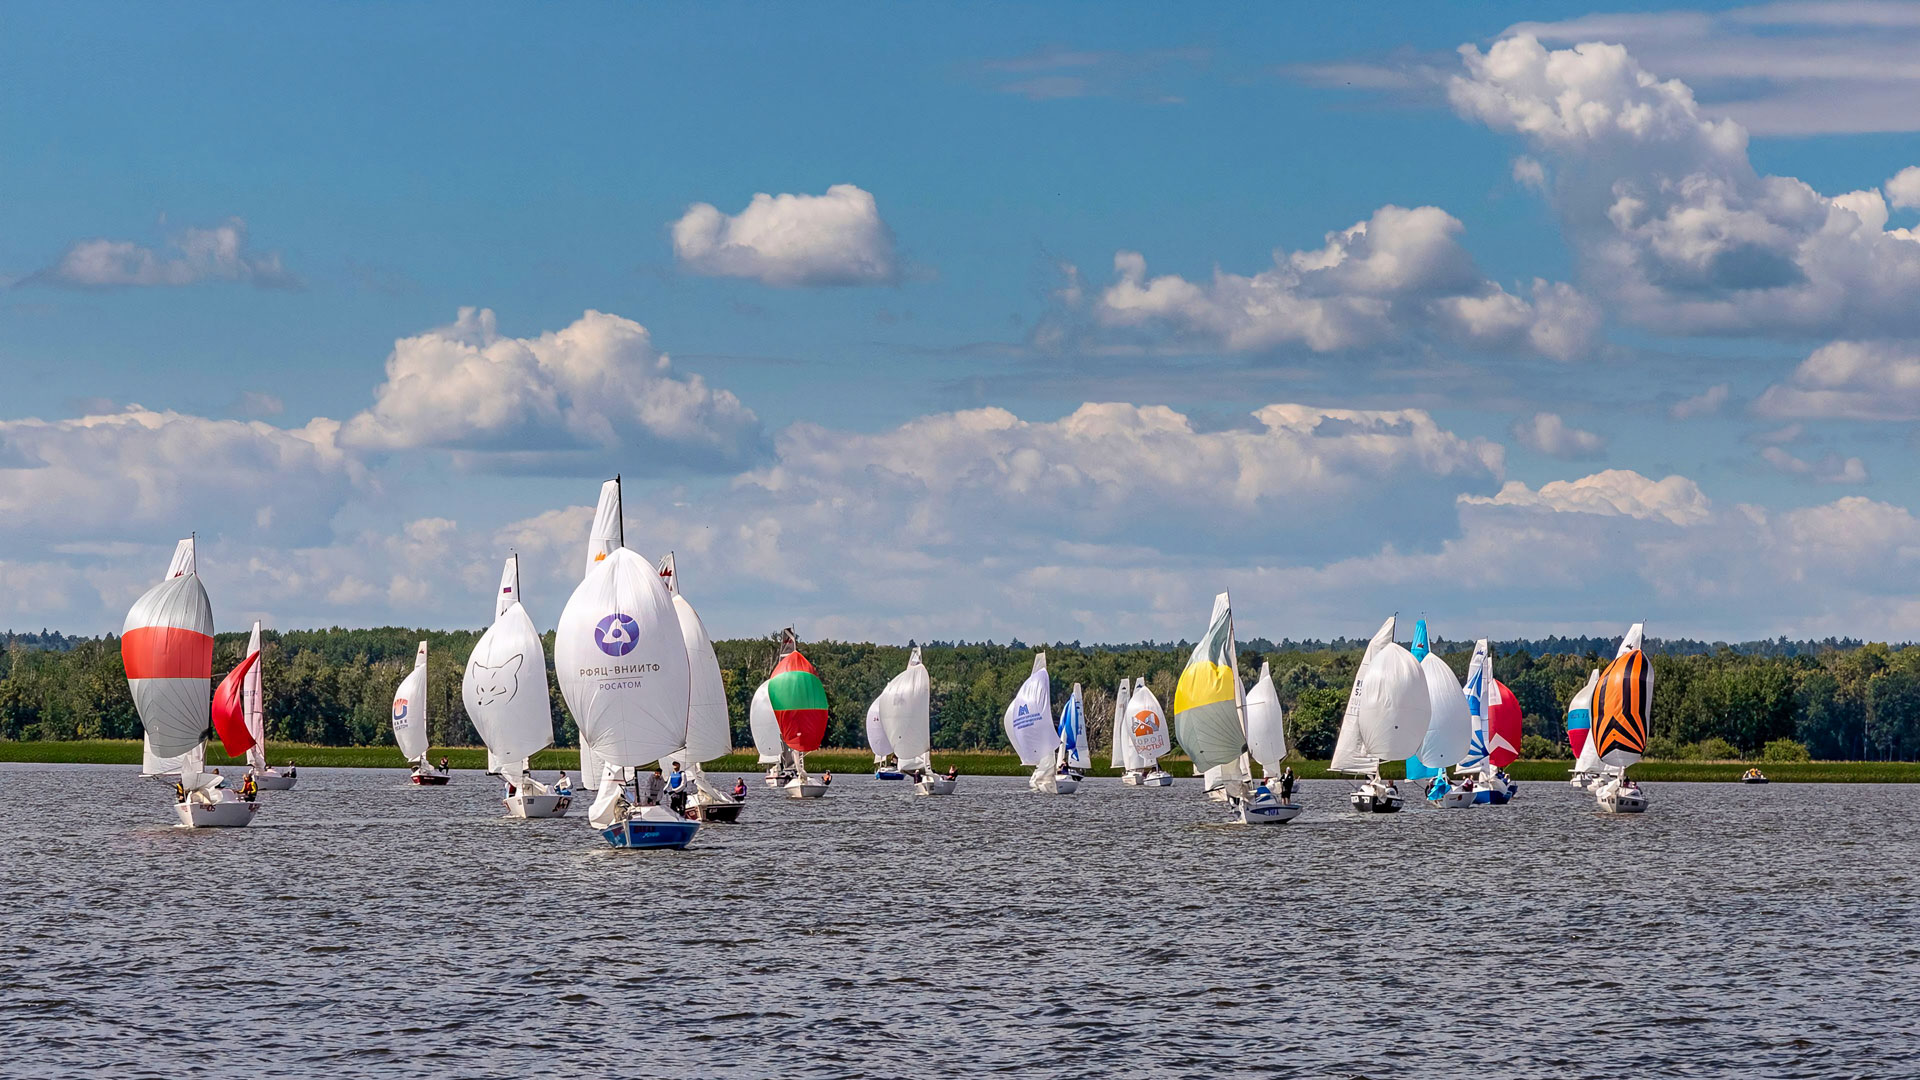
[595,613,640,656]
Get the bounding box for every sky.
[5,0,1920,644]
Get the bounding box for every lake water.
[0,764,1912,1079]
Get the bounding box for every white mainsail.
[554,478,690,778]
[1415,651,1472,769]
[657,552,730,765]
[463,554,555,773]
[749,680,782,765]
[1125,680,1169,765]
[392,641,430,763]
[877,645,932,771]
[865,699,893,764]
[124,537,215,760]
[242,621,267,772]
[1109,677,1133,770]
[1245,660,1287,776]
[1002,652,1057,767]
[584,477,624,576]
[1329,616,1395,775]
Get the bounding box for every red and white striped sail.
[123,537,215,760]
[243,621,267,771]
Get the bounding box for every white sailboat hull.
[1596,783,1649,814]
[252,772,297,791]
[1349,779,1404,813]
[1436,787,1475,809]
[1028,769,1079,794]
[1122,769,1173,787]
[915,778,957,796]
[176,800,260,828]
[784,780,828,799]
[505,793,572,818]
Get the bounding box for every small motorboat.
[601,805,700,849]
[1741,768,1769,785]
[1349,778,1403,814]
[1595,776,1649,814]
[915,776,958,796]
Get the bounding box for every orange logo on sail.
[1132,710,1161,739]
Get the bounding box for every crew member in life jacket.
[241,773,258,802]
[730,777,747,799]
[174,780,187,804]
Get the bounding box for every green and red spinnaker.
[769,649,829,752]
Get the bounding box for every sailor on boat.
[240,773,258,803]
[731,777,748,799]
[821,771,834,786]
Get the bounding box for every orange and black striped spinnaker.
[1592,649,1653,758]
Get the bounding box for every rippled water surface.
[2,764,1915,1078]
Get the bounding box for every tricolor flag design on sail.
[1172,592,1248,773]
[769,647,830,753]
[1592,648,1653,767]
[1565,669,1598,757]
[123,537,217,760]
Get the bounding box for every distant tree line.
[2,627,1917,760]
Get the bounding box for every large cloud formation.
[671,184,899,287]
[1449,34,1920,338]
[341,307,766,473]
[1090,204,1598,359]
[1754,340,1920,421]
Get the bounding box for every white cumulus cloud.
[1450,34,1920,338]
[1759,445,1869,485]
[340,308,765,473]
[1512,411,1607,459]
[1753,340,1920,420]
[1889,166,1920,210]
[1092,204,1598,358]
[1671,383,1730,419]
[33,218,298,289]
[671,184,899,287]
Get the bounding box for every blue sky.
[6,1,1920,643]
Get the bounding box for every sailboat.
[750,679,792,787]
[1592,623,1652,813]
[1402,621,1475,808]
[1241,658,1302,823]
[464,554,566,817]
[1329,615,1431,813]
[867,699,902,779]
[125,537,258,827]
[877,645,953,796]
[1456,641,1521,803]
[1117,678,1174,786]
[655,552,743,823]
[559,476,699,849]
[1173,592,1296,824]
[391,642,447,784]
[232,622,296,790]
[1566,669,1602,788]
[1054,682,1090,787]
[1004,653,1067,793]
[769,630,832,799]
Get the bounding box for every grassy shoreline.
[3,739,1917,782]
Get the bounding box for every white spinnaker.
[865,699,893,763]
[1330,616,1396,774]
[243,621,267,772]
[1002,652,1057,767]
[1109,677,1133,769]
[663,578,730,763]
[464,555,555,765]
[1127,680,1171,761]
[749,680,781,765]
[124,538,215,759]
[579,737,610,787]
[555,547,691,772]
[877,646,932,771]
[1245,661,1287,775]
[584,478,624,577]
[1415,652,1471,768]
[391,641,429,763]
[1357,642,1429,762]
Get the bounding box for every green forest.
[2,627,1916,761]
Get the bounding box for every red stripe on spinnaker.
[211,651,259,757]
[122,626,215,680]
[776,708,830,753]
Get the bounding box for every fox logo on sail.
[594,613,640,657]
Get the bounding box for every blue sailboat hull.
[600,818,699,850]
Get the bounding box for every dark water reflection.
[0,764,1913,1078]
